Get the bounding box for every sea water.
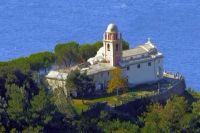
[0,0,200,90]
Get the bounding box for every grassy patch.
[72,89,155,114]
[72,99,90,114]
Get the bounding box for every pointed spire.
[146,38,155,48]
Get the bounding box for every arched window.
[116,44,119,51]
[107,44,110,51]
[108,34,110,40]
[115,34,118,40]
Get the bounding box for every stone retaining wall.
[114,75,186,117]
[147,77,186,102]
[82,73,186,119]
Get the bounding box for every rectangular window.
[127,66,130,71]
[116,44,119,51]
[107,44,110,51]
[137,64,140,69]
[148,62,151,66]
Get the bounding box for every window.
[116,44,119,51]
[137,64,140,68]
[127,66,130,71]
[105,33,107,40]
[107,44,110,51]
[148,62,151,66]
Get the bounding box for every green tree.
[142,96,190,133]
[30,89,55,125]
[75,115,98,132]
[98,119,139,133]
[79,44,96,61]
[65,70,78,97]
[7,57,31,72]
[10,128,18,133]
[93,41,103,51]
[22,126,43,133]
[0,123,5,133]
[163,96,188,130]
[142,103,170,133]
[0,96,8,131]
[107,67,128,95]
[192,100,200,116]
[66,70,95,100]
[179,113,197,132]
[122,39,130,50]
[54,42,80,67]
[28,51,55,71]
[191,99,200,132]
[53,87,77,118]
[4,66,38,99]
[6,84,27,128]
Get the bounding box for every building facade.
[46,24,164,91]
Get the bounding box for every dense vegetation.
[54,40,129,67]
[0,40,199,132]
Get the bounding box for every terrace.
[71,72,184,114]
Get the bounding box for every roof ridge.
[139,45,149,52]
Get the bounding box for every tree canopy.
[54,42,80,67]
[107,67,128,94]
[98,119,139,133]
[54,40,129,67]
[142,96,200,133]
[122,39,130,50]
[28,52,55,71]
[66,69,95,98]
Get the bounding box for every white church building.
[46,24,164,91]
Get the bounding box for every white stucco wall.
[46,78,66,90]
[104,42,114,66]
[46,57,164,92]
[90,70,111,90]
[124,57,163,86]
[155,57,164,78]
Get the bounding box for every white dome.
[106,23,118,32]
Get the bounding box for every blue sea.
[0,0,200,91]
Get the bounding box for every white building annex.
[46,24,164,91]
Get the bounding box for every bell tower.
[103,23,122,66]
